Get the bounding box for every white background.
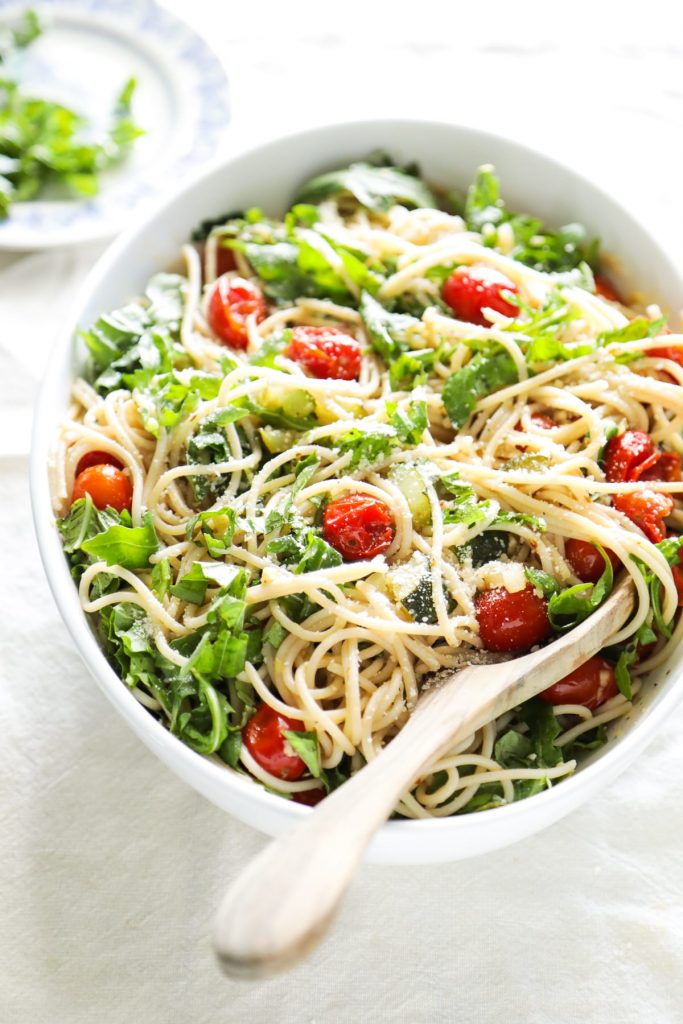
[3,1,683,1020]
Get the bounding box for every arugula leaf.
[295,160,438,213]
[631,534,683,640]
[81,511,159,570]
[135,370,222,437]
[441,479,493,527]
[387,399,428,445]
[359,290,420,362]
[187,506,237,557]
[442,347,518,428]
[266,455,320,532]
[389,346,448,391]
[548,544,613,631]
[337,427,397,469]
[81,274,187,395]
[524,566,559,596]
[0,60,143,218]
[461,165,599,273]
[598,317,666,347]
[518,699,563,768]
[282,730,322,777]
[170,563,209,605]
[492,510,546,531]
[151,558,171,600]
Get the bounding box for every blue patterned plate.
[0,0,229,249]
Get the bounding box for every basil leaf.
[359,290,420,362]
[81,512,159,570]
[387,399,428,445]
[548,544,613,631]
[151,557,171,599]
[524,567,559,596]
[337,427,397,469]
[442,348,518,429]
[170,563,209,605]
[295,160,437,213]
[282,730,322,777]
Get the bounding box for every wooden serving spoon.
[213,577,634,977]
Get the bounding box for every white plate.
[0,0,229,250]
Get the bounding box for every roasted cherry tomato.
[293,787,326,806]
[75,450,123,475]
[539,655,618,710]
[72,464,132,513]
[515,412,554,433]
[243,703,308,781]
[564,538,620,585]
[594,274,622,303]
[285,326,362,380]
[614,490,674,543]
[649,346,683,369]
[637,451,681,483]
[215,245,237,277]
[322,494,394,561]
[603,430,656,482]
[442,265,519,326]
[475,584,552,653]
[206,274,266,350]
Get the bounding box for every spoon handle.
[213,664,483,977]
[213,579,634,977]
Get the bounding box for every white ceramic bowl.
[31,120,683,864]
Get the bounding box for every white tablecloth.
[3,2,683,1020]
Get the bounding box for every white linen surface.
[2,2,683,1020]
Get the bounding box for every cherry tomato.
[72,464,132,513]
[75,450,123,475]
[442,265,519,326]
[322,494,394,561]
[603,430,656,482]
[293,787,326,806]
[515,412,554,433]
[672,564,683,607]
[649,345,683,369]
[638,451,681,483]
[539,655,618,710]
[285,326,362,380]
[242,703,308,781]
[215,246,237,277]
[594,274,622,303]
[206,274,266,350]
[564,538,620,584]
[614,489,674,543]
[475,584,552,653]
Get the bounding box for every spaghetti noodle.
[53,159,683,817]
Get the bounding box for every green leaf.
[81,512,159,570]
[187,506,237,557]
[442,348,518,428]
[282,730,322,777]
[598,317,666,347]
[295,160,438,213]
[492,510,546,531]
[519,699,563,768]
[548,544,613,631]
[359,290,419,362]
[524,566,559,596]
[151,557,171,599]
[387,399,428,445]
[170,563,209,605]
[337,427,397,469]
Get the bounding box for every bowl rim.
[30,116,683,840]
